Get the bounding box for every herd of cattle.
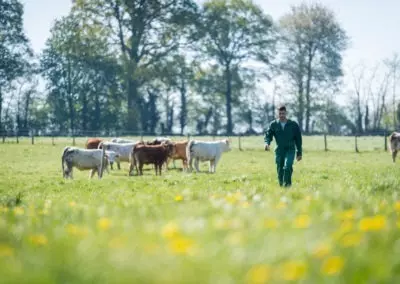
[61,137,231,179]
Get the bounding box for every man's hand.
[296,155,302,162]
[264,144,270,151]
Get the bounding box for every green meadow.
[1,136,400,283]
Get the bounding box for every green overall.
[264,119,302,187]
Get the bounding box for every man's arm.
[294,122,302,157]
[264,122,274,148]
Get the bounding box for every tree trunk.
[179,81,187,135]
[94,90,101,131]
[67,96,74,134]
[23,90,32,131]
[0,88,3,133]
[81,92,88,132]
[296,81,305,132]
[364,105,369,132]
[127,79,140,131]
[225,65,233,135]
[305,49,313,134]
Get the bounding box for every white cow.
[99,141,137,169]
[61,147,107,179]
[186,139,231,173]
[111,138,136,144]
[104,150,120,170]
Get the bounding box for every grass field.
[1,136,400,283]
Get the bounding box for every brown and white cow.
[86,138,102,149]
[167,140,188,171]
[390,132,400,162]
[129,142,175,176]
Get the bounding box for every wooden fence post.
[238,135,243,151]
[52,135,55,146]
[384,130,388,151]
[324,134,328,151]
[72,134,76,146]
[2,131,5,143]
[187,134,190,141]
[140,132,143,142]
[355,135,359,153]
[16,131,19,144]
[31,132,34,145]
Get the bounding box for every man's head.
[277,105,287,121]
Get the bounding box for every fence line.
[0,130,392,153]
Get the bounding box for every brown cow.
[167,140,188,171]
[129,142,175,176]
[86,138,102,149]
[390,132,400,162]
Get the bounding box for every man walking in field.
[264,106,302,187]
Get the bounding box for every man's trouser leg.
[275,152,285,186]
[283,150,295,187]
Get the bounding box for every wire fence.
[0,129,392,153]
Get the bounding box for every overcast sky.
[21,0,400,104]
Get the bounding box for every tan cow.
[167,140,188,171]
[390,132,400,162]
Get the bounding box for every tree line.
[1,0,398,136]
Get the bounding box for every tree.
[72,0,199,132]
[196,0,275,134]
[0,0,33,132]
[279,3,347,133]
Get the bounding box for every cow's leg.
[209,160,213,173]
[173,159,177,169]
[188,156,193,172]
[89,169,96,179]
[182,159,188,172]
[139,163,144,176]
[393,150,398,163]
[97,166,103,179]
[194,158,200,172]
[117,161,121,170]
[213,156,220,173]
[110,162,114,170]
[154,163,158,176]
[128,161,134,176]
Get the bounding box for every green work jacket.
[264,119,302,157]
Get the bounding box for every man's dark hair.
[278,105,286,112]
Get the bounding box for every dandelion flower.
[175,195,183,202]
[280,261,307,281]
[97,217,112,231]
[168,237,195,255]
[246,264,271,284]
[242,201,250,208]
[276,202,287,210]
[162,222,180,239]
[263,218,279,229]
[321,256,345,275]
[29,234,48,246]
[359,215,386,232]
[0,206,9,213]
[0,244,14,257]
[294,215,311,229]
[394,201,400,212]
[69,201,76,208]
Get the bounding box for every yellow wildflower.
[69,201,76,208]
[280,261,307,281]
[340,233,362,247]
[305,195,312,201]
[359,215,386,232]
[39,209,49,216]
[175,195,184,202]
[312,243,331,259]
[394,201,400,212]
[263,218,279,229]
[246,264,271,284]
[97,217,112,231]
[29,234,48,246]
[0,244,14,257]
[168,237,195,255]
[321,256,345,275]
[66,224,89,238]
[162,222,180,239]
[294,215,311,229]
[225,232,244,246]
[13,207,24,216]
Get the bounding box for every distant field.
[1,136,400,283]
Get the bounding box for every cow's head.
[222,139,232,152]
[105,151,120,170]
[161,141,176,156]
